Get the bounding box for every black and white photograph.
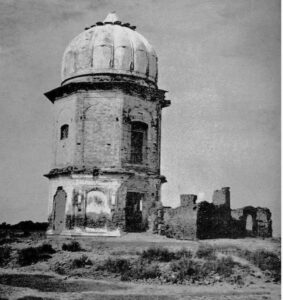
[0,0,280,299]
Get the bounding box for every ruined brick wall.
[158,187,273,240]
[180,194,197,208]
[231,206,272,238]
[212,187,230,207]
[162,195,198,240]
[256,208,272,237]
[196,201,231,239]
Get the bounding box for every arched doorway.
[125,192,144,232]
[53,187,67,233]
[243,207,257,236]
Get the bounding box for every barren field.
[0,231,280,300]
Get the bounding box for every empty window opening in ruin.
[246,214,253,231]
[60,124,69,140]
[130,122,148,164]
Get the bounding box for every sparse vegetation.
[71,255,92,269]
[97,257,131,273]
[0,245,12,266]
[141,246,192,262]
[174,247,193,260]
[18,247,39,266]
[18,243,56,266]
[84,246,243,284]
[167,256,238,283]
[121,259,161,281]
[195,244,216,260]
[141,247,175,262]
[62,240,82,252]
[0,221,48,231]
[0,230,280,292]
[240,249,281,281]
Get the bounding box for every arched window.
[130,122,148,164]
[246,214,253,231]
[60,124,69,140]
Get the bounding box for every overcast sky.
[0,0,280,235]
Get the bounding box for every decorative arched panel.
[92,45,113,69]
[62,51,76,78]
[134,49,148,75]
[148,55,157,80]
[86,190,111,215]
[114,46,132,71]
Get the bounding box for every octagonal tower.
[44,13,170,236]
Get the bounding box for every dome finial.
[104,12,119,23]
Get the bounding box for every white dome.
[61,13,158,85]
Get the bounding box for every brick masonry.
[45,84,169,236]
[161,187,272,240]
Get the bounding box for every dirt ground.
[0,232,281,300]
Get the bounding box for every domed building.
[44,13,171,236]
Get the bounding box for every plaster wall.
[47,173,161,235]
[78,90,124,168]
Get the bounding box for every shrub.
[71,255,92,269]
[195,244,216,260]
[17,243,56,266]
[37,243,56,254]
[62,240,82,252]
[97,258,130,273]
[0,237,18,245]
[18,247,39,266]
[0,246,12,266]
[121,260,161,281]
[174,248,193,260]
[214,256,236,277]
[141,247,175,262]
[53,263,66,275]
[170,258,197,282]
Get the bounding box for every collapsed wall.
[162,195,198,239]
[160,187,272,240]
[231,206,272,238]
